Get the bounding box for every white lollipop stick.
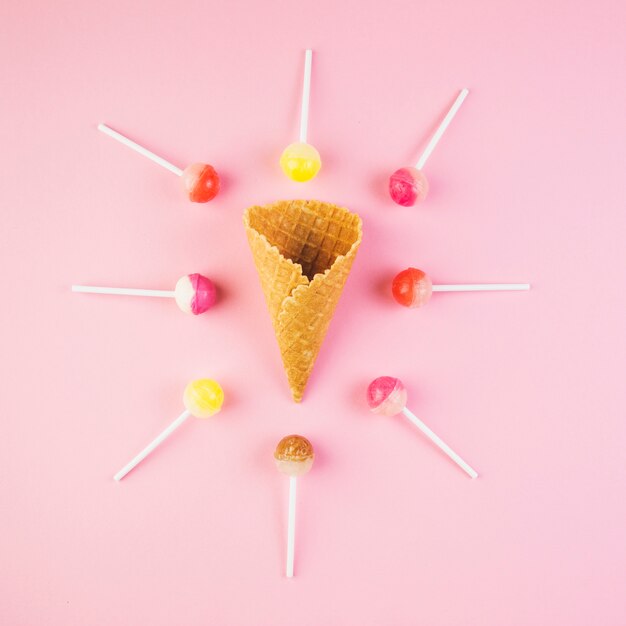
[286,475,297,578]
[401,407,478,478]
[416,88,469,170]
[432,283,530,292]
[299,49,313,143]
[72,285,175,298]
[114,409,191,481]
[98,123,183,176]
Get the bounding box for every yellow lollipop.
[281,49,321,182]
[114,378,224,480]
[183,378,224,417]
[280,141,321,182]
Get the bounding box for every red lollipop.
[98,123,220,203]
[392,267,530,308]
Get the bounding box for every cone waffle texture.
[243,199,363,402]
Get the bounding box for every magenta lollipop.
[367,377,477,478]
[389,89,468,206]
[72,273,216,315]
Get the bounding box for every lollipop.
[72,273,216,315]
[367,377,477,478]
[274,435,315,577]
[389,89,468,206]
[114,379,224,481]
[280,49,321,182]
[98,123,220,202]
[392,267,530,308]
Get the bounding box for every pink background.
[1,0,625,624]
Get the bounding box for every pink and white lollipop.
[98,123,220,203]
[72,273,216,315]
[367,376,478,478]
[389,89,468,206]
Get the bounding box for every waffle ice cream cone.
[243,199,363,402]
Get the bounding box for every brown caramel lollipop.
[274,435,315,577]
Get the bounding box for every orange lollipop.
[392,267,530,308]
[98,123,220,203]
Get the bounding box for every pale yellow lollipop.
[183,378,224,417]
[114,379,224,481]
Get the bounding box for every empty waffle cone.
[243,200,363,402]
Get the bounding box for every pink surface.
[1,1,625,625]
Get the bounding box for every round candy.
[183,379,224,418]
[181,163,220,203]
[280,142,321,182]
[367,377,407,417]
[388,167,429,206]
[174,273,216,315]
[392,268,433,308]
[274,434,315,476]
